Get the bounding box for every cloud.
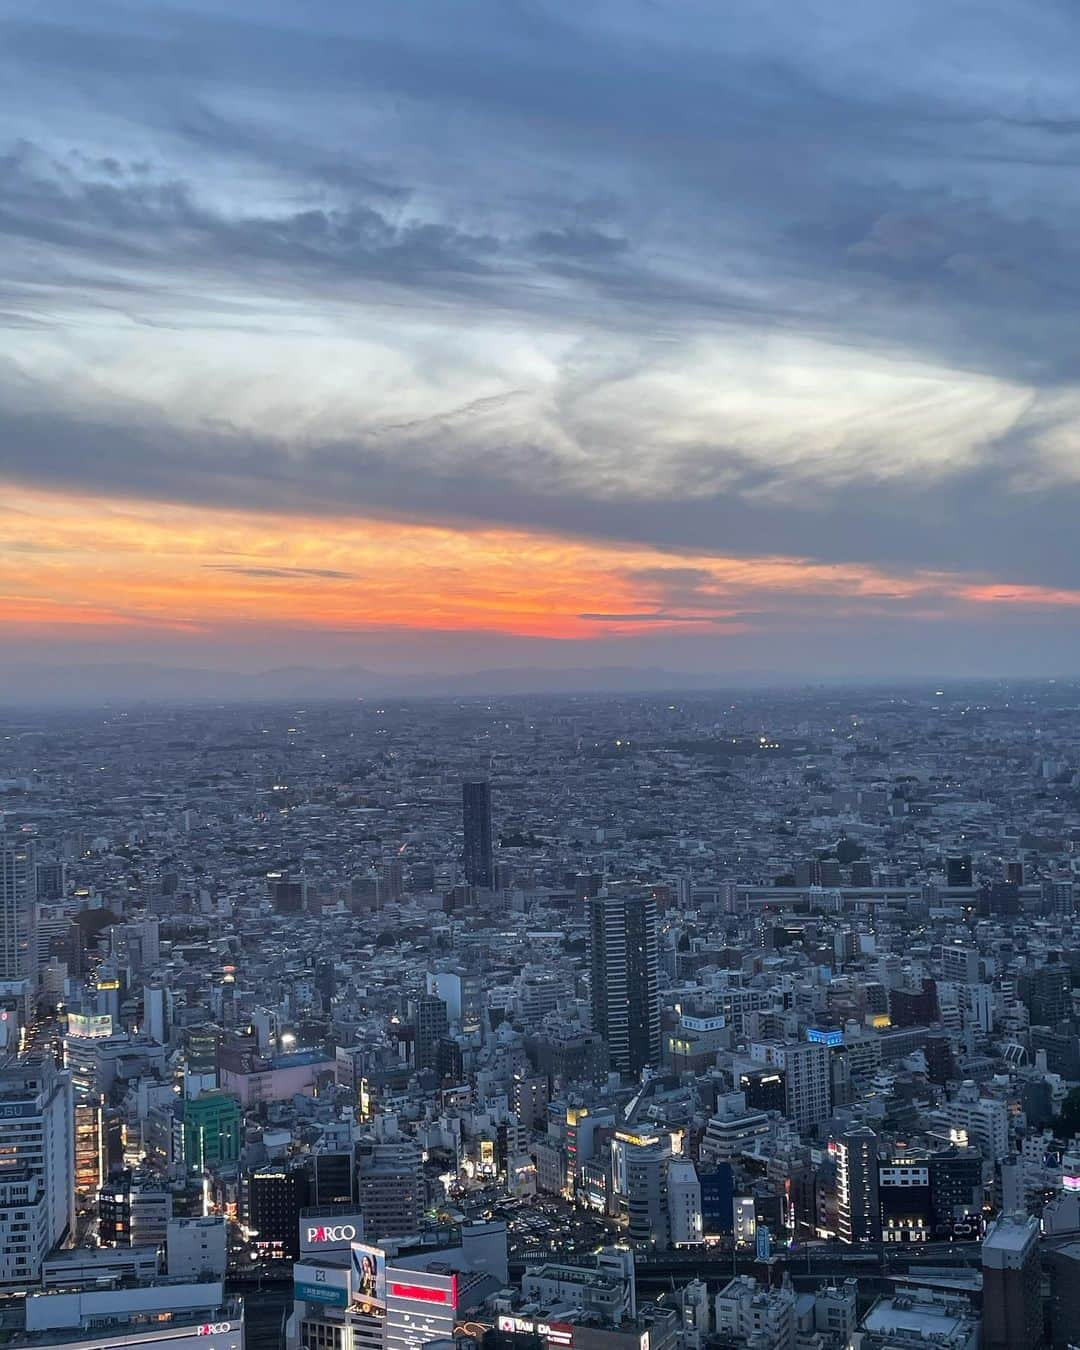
[2,0,1080,658]
[204,564,356,579]
[578,611,733,624]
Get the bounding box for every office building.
[358,1142,422,1239]
[267,871,305,914]
[700,1093,772,1166]
[385,1264,459,1350]
[310,1149,354,1208]
[98,1172,172,1247]
[667,1158,703,1247]
[929,1147,983,1234]
[0,832,36,986]
[751,1041,830,1135]
[1021,958,1071,1027]
[462,779,494,889]
[414,994,449,1073]
[738,1066,786,1114]
[246,1162,311,1260]
[1045,1240,1080,1350]
[0,1057,74,1286]
[878,1158,933,1243]
[622,1138,670,1249]
[836,1125,880,1244]
[982,1213,1041,1350]
[588,892,661,1077]
[179,1092,241,1173]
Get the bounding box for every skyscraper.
[462,778,493,889]
[836,1125,880,1243]
[0,831,36,986]
[588,892,660,1076]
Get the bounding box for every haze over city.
[4,1,1080,695]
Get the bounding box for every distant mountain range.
[0,660,744,706]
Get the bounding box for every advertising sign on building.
[350,1243,387,1313]
[294,1260,351,1309]
[299,1212,364,1256]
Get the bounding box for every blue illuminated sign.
[806,1028,842,1047]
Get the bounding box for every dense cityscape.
[0,684,1077,1348]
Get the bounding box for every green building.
[181,1091,241,1171]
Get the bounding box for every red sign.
[389,1283,451,1304]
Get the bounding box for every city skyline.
[4,1,1080,688]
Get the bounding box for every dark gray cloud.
[3,0,1080,614]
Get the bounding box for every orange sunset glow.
[2,485,1078,649]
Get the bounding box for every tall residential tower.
[588,892,661,1077]
[462,779,494,889]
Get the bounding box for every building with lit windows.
[0,1056,74,1286]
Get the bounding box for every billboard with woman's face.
[350,1243,386,1312]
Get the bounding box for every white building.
[714,1276,795,1350]
[42,1246,160,1289]
[0,1057,74,1286]
[22,1282,241,1350]
[667,1158,703,1246]
[941,1082,1009,1161]
[166,1216,227,1280]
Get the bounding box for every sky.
[4,0,1080,685]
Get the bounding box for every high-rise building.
[34,859,66,903]
[179,1092,241,1172]
[1045,1240,1080,1350]
[358,1142,422,1240]
[588,892,661,1077]
[751,1041,830,1135]
[462,779,494,889]
[1022,958,1071,1027]
[836,1125,880,1244]
[0,1056,75,1285]
[0,832,36,987]
[246,1163,311,1260]
[982,1213,1041,1350]
[620,1137,671,1249]
[413,994,449,1073]
[310,1149,355,1207]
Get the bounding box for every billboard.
[497,1317,573,1346]
[300,1212,364,1256]
[351,1243,386,1312]
[293,1261,351,1309]
[67,1012,113,1039]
